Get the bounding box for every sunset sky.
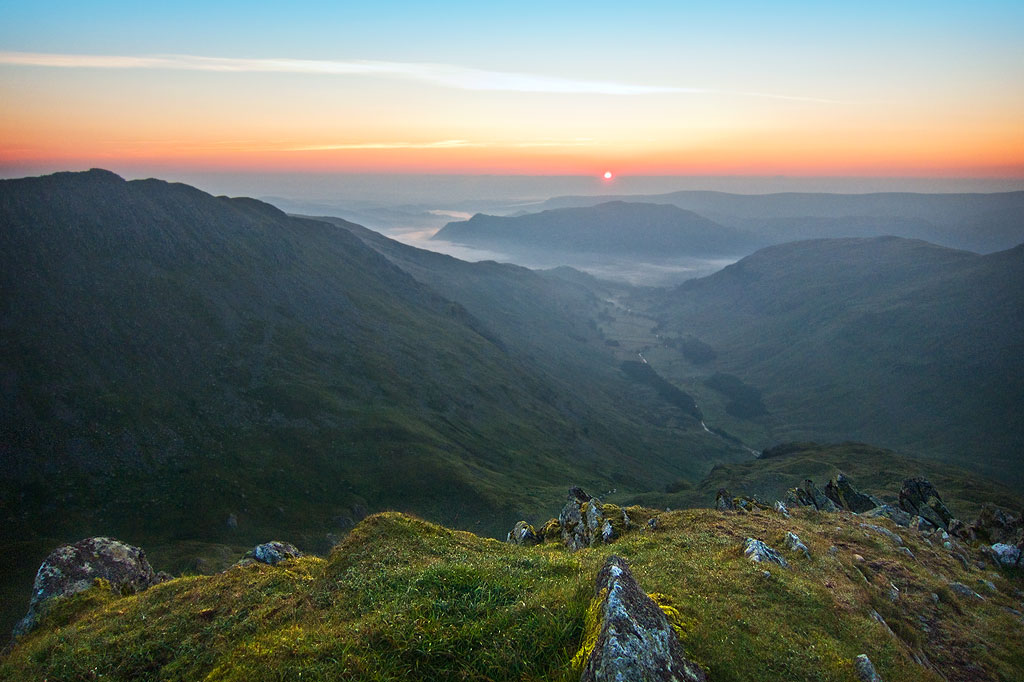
[2,1,1023,178]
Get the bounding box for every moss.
[570,588,605,672]
[540,518,562,543]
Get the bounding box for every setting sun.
[603,171,613,179]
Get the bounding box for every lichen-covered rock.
[715,488,735,511]
[558,488,633,551]
[539,518,562,542]
[240,541,303,566]
[579,556,707,682]
[862,505,913,527]
[964,505,1023,545]
[898,477,953,530]
[854,654,883,681]
[506,521,540,546]
[783,531,810,558]
[743,538,790,568]
[774,501,790,518]
[788,480,837,512]
[991,543,1022,567]
[825,473,883,513]
[13,537,161,638]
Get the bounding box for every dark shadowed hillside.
[0,170,747,633]
[647,237,1024,477]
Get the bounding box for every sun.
[603,171,613,180]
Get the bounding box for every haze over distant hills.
[534,190,1024,254]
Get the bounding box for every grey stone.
[899,477,953,530]
[580,556,706,682]
[743,538,789,568]
[991,543,1021,567]
[858,523,904,546]
[802,479,838,512]
[241,541,302,566]
[949,582,984,600]
[826,473,883,513]
[861,505,912,527]
[854,654,883,682]
[13,537,161,638]
[774,500,790,518]
[783,531,810,558]
[506,521,540,546]
[715,488,735,511]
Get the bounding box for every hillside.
[433,201,756,257]
[537,191,1024,254]
[3,497,1023,681]
[0,170,746,633]
[643,237,1024,477]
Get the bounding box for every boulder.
[579,556,707,682]
[862,505,913,527]
[825,473,883,513]
[774,501,790,518]
[858,524,904,546]
[13,537,161,638]
[991,543,1022,567]
[788,480,837,512]
[949,582,984,600]
[240,541,303,566]
[539,518,562,543]
[715,488,735,511]
[854,654,883,682]
[964,505,1023,545]
[783,531,810,559]
[559,487,633,551]
[898,478,953,530]
[743,538,790,568]
[506,521,540,546]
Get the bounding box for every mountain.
[433,201,757,257]
[536,191,1024,254]
[0,170,746,632]
[646,237,1024,478]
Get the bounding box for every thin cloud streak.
[286,138,597,151]
[0,51,839,102]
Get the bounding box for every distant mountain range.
[535,190,1024,254]
[433,201,758,257]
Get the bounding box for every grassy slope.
[647,237,1024,479]
[3,508,1022,681]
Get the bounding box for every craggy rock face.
[825,474,883,514]
[899,477,954,530]
[580,556,706,682]
[14,536,159,638]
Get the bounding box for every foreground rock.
[238,541,303,566]
[13,537,162,638]
[506,521,541,546]
[579,556,707,682]
[744,538,790,568]
[559,487,632,550]
[854,654,883,681]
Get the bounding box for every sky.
[1,1,1023,181]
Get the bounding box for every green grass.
[4,507,1022,681]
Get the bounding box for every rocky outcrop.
[783,531,810,558]
[990,543,1022,567]
[715,488,735,511]
[861,505,913,527]
[559,487,632,551]
[579,556,707,682]
[825,474,883,513]
[787,479,837,512]
[238,541,303,566]
[13,537,162,638]
[506,521,540,546]
[743,538,789,568]
[898,478,954,530]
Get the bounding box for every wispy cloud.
[0,51,838,102]
[285,138,597,152]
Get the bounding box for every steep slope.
[538,191,1024,253]
[433,201,756,257]
[648,237,1024,477]
[0,170,746,631]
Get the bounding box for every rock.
[646,516,660,531]
[978,579,997,593]
[966,505,1023,545]
[783,531,810,559]
[898,547,915,560]
[789,479,838,512]
[558,488,632,551]
[715,488,735,511]
[854,654,883,682]
[743,538,789,568]
[858,523,904,546]
[240,541,302,566]
[861,505,913,527]
[13,537,161,638]
[825,473,883,513]
[774,501,790,518]
[539,518,561,542]
[579,556,707,682]
[506,521,540,546]
[991,543,1021,567]
[949,582,984,600]
[898,477,953,530]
